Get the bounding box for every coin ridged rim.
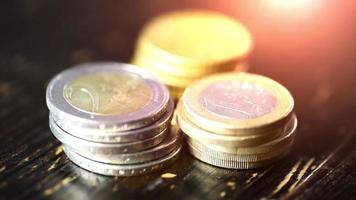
[182,72,294,135]
[132,49,243,79]
[49,115,168,154]
[188,144,288,169]
[64,146,182,176]
[135,10,253,67]
[46,62,170,131]
[187,138,292,162]
[51,99,174,143]
[185,114,297,154]
[176,101,286,147]
[68,124,182,164]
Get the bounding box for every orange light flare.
[263,0,322,16]
[210,0,355,94]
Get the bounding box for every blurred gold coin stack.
[132,10,253,99]
[176,72,297,169]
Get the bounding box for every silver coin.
[186,113,297,155]
[189,144,289,169]
[67,124,182,164]
[63,145,182,176]
[187,138,293,162]
[49,115,168,154]
[51,99,174,143]
[46,62,170,132]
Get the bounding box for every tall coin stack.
[132,10,253,99]
[176,72,297,169]
[46,62,182,176]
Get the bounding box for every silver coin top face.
[199,81,277,119]
[46,62,169,130]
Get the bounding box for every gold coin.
[185,114,297,155]
[167,85,185,100]
[182,72,294,135]
[134,9,253,68]
[176,101,285,147]
[64,72,150,115]
[133,45,245,78]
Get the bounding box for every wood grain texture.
[0,0,355,200]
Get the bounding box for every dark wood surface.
[0,1,355,200]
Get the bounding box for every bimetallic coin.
[183,72,294,135]
[69,123,182,164]
[46,62,170,132]
[176,101,284,147]
[188,144,288,169]
[51,99,174,143]
[187,138,292,162]
[64,146,182,176]
[49,115,168,154]
[185,114,297,155]
[135,10,253,67]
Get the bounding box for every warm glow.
[268,0,311,8]
[264,0,321,15]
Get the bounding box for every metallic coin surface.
[133,49,243,78]
[183,72,294,135]
[176,101,284,147]
[46,62,170,132]
[185,114,297,155]
[136,10,253,66]
[49,115,168,154]
[51,99,174,143]
[188,144,287,169]
[63,72,151,115]
[69,124,182,164]
[187,138,292,162]
[64,146,182,176]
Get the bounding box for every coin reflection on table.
[176,72,297,169]
[132,9,253,99]
[46,62,182,176]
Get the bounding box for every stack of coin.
[132,10,253,99]
[46,62,182,176]
[176,72,297,169]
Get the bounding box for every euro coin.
[132,49,242,78]
[185,113,297,155]
[46,62,170,132]
[51,99,174,143]
[182,72,294,135]
[187,139,292,162]
[63,146,182,176]
[176,101,287,147]
[69,123,182,165]
[134,9,253,68]
[188,144,288,169]
[49,115,168,154]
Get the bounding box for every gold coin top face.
[63,72,151,115]
[143,10,252,62]
[199,81,277,119]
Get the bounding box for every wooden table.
[1,1,355,199]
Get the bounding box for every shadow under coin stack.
[176,72,297,169]
[46,62,182,176]
[132,10,253,100]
